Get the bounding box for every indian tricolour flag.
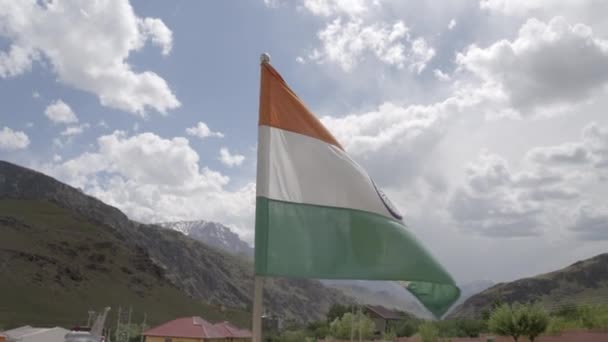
[254,59,460,318]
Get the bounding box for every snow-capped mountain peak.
[158,220,253,257]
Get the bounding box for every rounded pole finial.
[260,53,271,64]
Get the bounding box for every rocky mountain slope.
[157,213,495,320]
[321,280,431,318]
[158,220,253,257]
[322,279,494,319]
[0,161,350,328]
[448,253,608,319]
[451,280,495,309]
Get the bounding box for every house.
[364,305,403,334]
[3,326,70,342]
[261,313,282,335]
[142,316,251,342]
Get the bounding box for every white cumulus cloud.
[449,123,608,239]
[448,151,581,238]
[0,0,180,115]
[457,17,608,117]
[448,19,457,30]
[301,0,369,17]
[139,18,173,56]
[61,123,90,136]
[480,0,606,18]
[321,92,480,187]
[307,18,434,72]
[219,147,245,167]
[0,126,30,150]
[433,69,451,82]
[0,45,37,78]
[527,123,608,169]
[47,131,255,239]
[569,204,608,240]
[45,100,78,124]
[186,122,224,139]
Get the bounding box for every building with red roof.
[142,317,251,342]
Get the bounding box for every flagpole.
[252,52,271,342]
[252,276,264,342]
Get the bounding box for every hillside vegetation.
[0,161,350,329]
[0,199,250,328]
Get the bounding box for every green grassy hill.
[0,199,250,328]
[447,253,608,319]
[0,161,350,329]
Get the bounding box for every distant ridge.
[448,253,608,319]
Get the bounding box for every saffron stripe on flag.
[259,63,342,149]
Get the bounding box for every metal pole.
[253,53,270,342]
[358,307,362,342]
[252,276,264,342]
[87,310,95,327]
[115,306,121,342]
[140,312,147,342]
[350,306,354,342]
[126,306,132,342]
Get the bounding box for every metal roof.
[3,326,70,341]
[142,317,251,339]
[365,305,403,320]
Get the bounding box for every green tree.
[554,303,578,320]
[382,328,397,341]
[546,316,573,335]
[418,322,439,342]
[329,312,374,340]
[578,305,608,329]
[306,320,329,339]
[482,297,506,321]
[457,319,486,337]
[434,320,460,337]
[279,330,308,342]
[396,318,420,337]
[488,303,524,342]
[521,304,549,342]
[326,304,358,323]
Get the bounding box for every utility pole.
[350,305,355,342]
[358,307,362,342]
[126,307,132,342]
[87,310,95,327]
[139,312,147,342]
[115,306,122,342]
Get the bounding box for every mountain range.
[448,253,608,319]
[2,159,605,329]
[320,279,494,319]
[157,219,496,319]
[0,161,350,329]
[158,220,253,258]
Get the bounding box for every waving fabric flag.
[254,61,460,318]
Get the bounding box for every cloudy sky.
[1,0,607,283]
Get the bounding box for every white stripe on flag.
[257,125,394,220]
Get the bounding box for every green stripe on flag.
[254,196,460,317]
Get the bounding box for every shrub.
[522,304,549,342]
[329,311,374,340]
[418,322,440,342]
[488,303,523,341]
